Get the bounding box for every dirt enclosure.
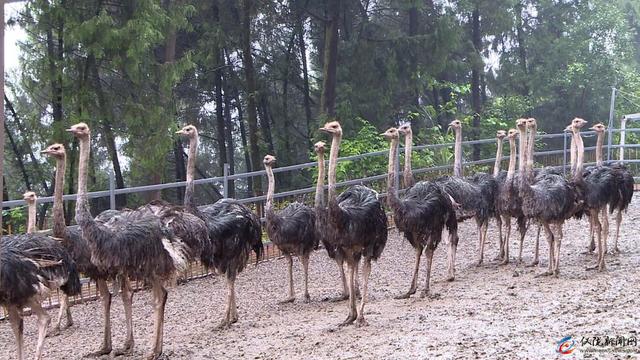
[2,198,640,359]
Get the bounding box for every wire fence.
[1,126,639,319]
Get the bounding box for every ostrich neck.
[595,131,604,166]
[314,152,325,208]
[526,125,536,172]
[453,127,463,177]
[27,201,37,233]
[403,132,415,188]
[507,137,516,179]
[76,136,92,224]
[569,134,576,175]
[574,128,584,179]
[53,155,67,237]
[265,165,275,214]
[518,127,527,173]
[493,138,504,177]
[184,135,198,208]
[387,137,401,210]
[327,134,341,202]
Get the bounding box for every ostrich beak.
[65,128,74,132]
[40,149,51,155]
[175,130,185,134]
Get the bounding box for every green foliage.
[2,207,27,234]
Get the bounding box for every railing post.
[607,87,616,162]
[619,116,627,162]
[109,169,116,210]
[562,131,568,177]
[395,146,400,196]
[223,163,229,198]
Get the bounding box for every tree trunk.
[240,0,263,199]
[213,2,227,178]
[470,5,482,161]
[222,71,236,198]
[259,95,276,156]
[320,0,340,118]
[173,140,186,201]
[89,58,126,207]
[297,17,314,148]
[408,3,419,107]
[515,1,530,97]
[281,33,296,164]
[4,120,32,191]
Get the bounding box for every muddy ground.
[2,198,640,359]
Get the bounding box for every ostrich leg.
[500,215,511,265]
[115,277,135,354]
[49,295,71,336]
[553,223,563,276]
[587,211,605,271]
[335,258,349,301]
[340,261,357,326]
[476,219,485,266]
[395,244,423,299]
[356,258,372,327]
[527,225,541,267]
[7,305,24,360]
[585,217,596,254]
[535,222,554,277]
[147,280,168,360]
[495,216,504,261]
[31,299,51,360]
[91,279,113,356]
[601,207,609,254]
[420,246,436,299]
[280,254,295,303]
[614,209,623,253]
[446,230,459,281]
[301,254,311,303]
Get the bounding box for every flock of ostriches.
[0,118,634,359]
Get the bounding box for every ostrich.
[23,191,38,233]
[492,130,506,259]
[383,127,457,299]
[519,118,580,276]
[495,128,529,264]
[319,121,387,326]
[263,154,317,303]
[434,120,497,276]
[176,124,263,329]
[41,143,134,354]
[1,206,81,359]
[68,122,208,359]
[588,123,634,254]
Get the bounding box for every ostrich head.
[381,127,400,141]
[589,123,606,133]
[496,130,507,140]
[23,191,37,203]
[263,155,276,167]
[515,118,527,130]
[448,119,462,131]
[66,122,91,138]
[571,117,587,130]
[176,124,198,138]
[398,123,412,136]
[507,128,518,140]
[41,143,66,159]
[525,118,537,129]
[314,141,326,154]
[319,121,342,136]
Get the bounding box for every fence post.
[223,163,229,199]
[607,87,616,162]
[562,132,568,177]
[619,116,627,162]
[109,169,116,210]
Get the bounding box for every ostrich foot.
[355,317,368,328]
[581,248,595,255]
[144,351,163,360]
[323,293,349,302]
[445,275,455,282]
[525,260,539,268]
[420,290,440,299]
[534,271,553,278]
[278,297,295,304]
[499,258,510,266]
[113,340,134,356]
[339,315,356,327]
[394,289,416,300]
[86,346,112,357]
[303,294,311,303]
[611,247,621,255]
[46,326,61,338]
[586,263,606,272]
[475,260,483,267]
